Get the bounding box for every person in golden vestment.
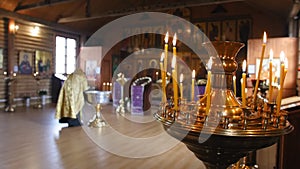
[55,68,89,127]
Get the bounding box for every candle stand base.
[88,116,107,128]
[5,105,14,112]
[34,104,43,109]
[116,99,126,115]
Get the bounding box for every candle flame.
[269,49,273,61]
[207,57,213,70]
[284,57,288,69]
[263,31,267,44]
[160,52,165,62]
[172,33,177,46]
[171,55,176,69]
[242,60,247,72]
[192,70,196,79]
[164,32,169,43]
[180,73,184,83]
[233,75,236,80]
[280,51,285,63]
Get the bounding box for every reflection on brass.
[154,41,293,169]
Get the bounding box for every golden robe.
[55,69,88,119]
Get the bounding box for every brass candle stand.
[4,72,17,112]
[33,73,42,109]
[116,73,129,115]
[154,41,293,169]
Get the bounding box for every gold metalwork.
[84,90,111,128]
[116,73,129,115]
[55,69,88,120]
[33,74,43,109]
[4,74,16,112]
[154,41,293,169]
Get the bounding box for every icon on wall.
[35,50,52,76]
[19,51,33,74]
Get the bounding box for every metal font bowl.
[83,90,111,105]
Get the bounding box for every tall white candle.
[171,55,178,111]
[268,49,273,102]
[160,53,166,102]
[180,73,184,100]
[242,60,247,107]
[276,51,286,115]
[253,31,267,104]
[191,70,195,101]
[164,32,169,85]
[206,57,213,115]
[233,75,236,96]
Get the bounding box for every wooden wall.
[0,17,80,108]
[0,19,6,103]
[247,37,298,99]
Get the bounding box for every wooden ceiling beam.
[58,0,245,23]
[0,8,83,35]
[14,0,81,11]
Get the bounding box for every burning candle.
[164,32,169,76]
[253,31,267,103]
[206,57,213,115]
[205,57,213,95]
[283,57,288,82]
[276,51,286,115]
[242,60,247,107]
[3,71,7,76]
[180,73,184,100]
[171,55,178,111]
[233,75,236,96]
[268,49,273,102]
[160,53,166,102]
[191,70,195,101]
[173,33,177,57]
[103,82,106,91]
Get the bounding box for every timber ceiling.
[0,0,297,36]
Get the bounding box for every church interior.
[0,0,299,169]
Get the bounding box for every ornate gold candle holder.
[116,73,129,115]
[33,72,42,109]
[154,41,293,169]
[4,72,16,112]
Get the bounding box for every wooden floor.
[0,104,205,169]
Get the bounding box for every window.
[55,36,77,74]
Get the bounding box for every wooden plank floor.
[0,104,205,169]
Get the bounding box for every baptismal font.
[154,41,293,169]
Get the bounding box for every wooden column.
[7,18,15,74]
